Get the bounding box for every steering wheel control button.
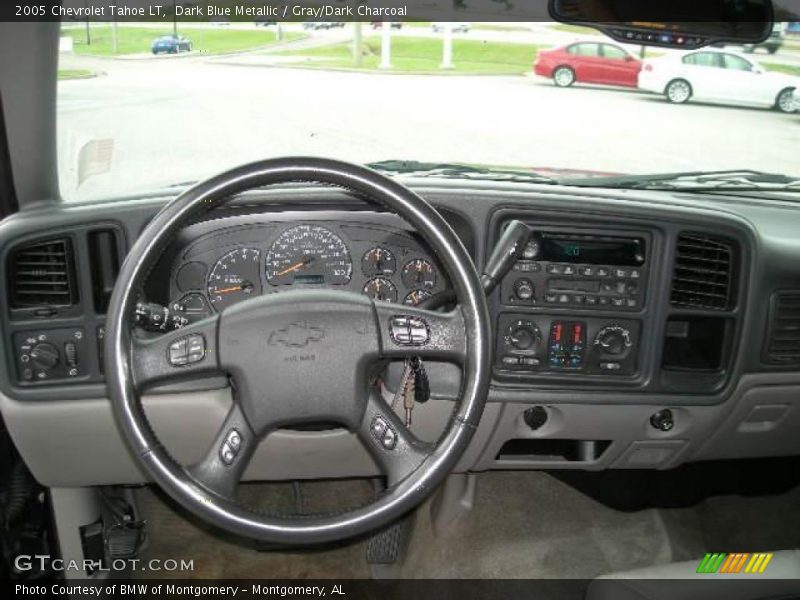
[389,316,429,346]
[371,416,388,438]
[220,444,236,465]
[226,429,242,451]
[370,416,397,450]
[219,429,243,465]
[168,334,205,366]
[381,428,398,450]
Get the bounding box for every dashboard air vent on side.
[9,238,77,309]
[765,293,800,365]
[670,233,734,310]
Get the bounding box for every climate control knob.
[594,326,632,356]
[30,342,60,371]
[507,320,541,351]
[513,278,535,301]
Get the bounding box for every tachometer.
[266,225,352,286]
[207,248,263,311]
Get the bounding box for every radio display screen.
[541,235,645,266]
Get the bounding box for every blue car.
[151,35,193,55]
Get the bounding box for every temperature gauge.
[363,277,398,303]
[401,259,436,289]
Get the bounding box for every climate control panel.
[496,313,640,376]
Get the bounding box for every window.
[568,43,600,57]
[683,52,719,67]
[722,54,754,71]
[602,45,628,60]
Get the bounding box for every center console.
[494,224,651,379]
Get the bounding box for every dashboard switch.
[64,342,78,368]
[650,409,675,432]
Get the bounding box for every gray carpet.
[134,471,800,579]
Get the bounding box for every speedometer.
[266,225,352,286]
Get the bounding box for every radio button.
[585,296,598,306]
[572,295,585,304]
[544,293,557,303]
[630,269,641,279]
[558,294,570,304]
[598,297,610,306]
[626,298,638,308]
[563,265,576,276]
[611,297,626,307]
[597,267,610,277]
[579,266,593,276]
[547,264,563,274]
[614,268,628,278]
[520,357,540,367]
[502,355,520,366]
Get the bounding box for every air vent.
[765,293,800,364]
[8,238,77,309]
[670,233,735,310]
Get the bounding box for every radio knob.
[508,320,540,351]
[30,342,60,371]
[594,326,632,356]
[513,278,535,301]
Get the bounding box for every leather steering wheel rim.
[105,157,491,545]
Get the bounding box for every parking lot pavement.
[57,60,800,201]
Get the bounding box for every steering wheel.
[105,157,491,545]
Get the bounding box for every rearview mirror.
[548,0,779,49]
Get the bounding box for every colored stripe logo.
[697,553,773,574]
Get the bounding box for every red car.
[534,41,642,88]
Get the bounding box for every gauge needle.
[276,256,314,277]
[213,285,244,294]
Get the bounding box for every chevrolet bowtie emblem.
[268,322,325,349]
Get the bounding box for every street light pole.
[353,22,363,68]
[441,23,454,69]
[380,21,392,69]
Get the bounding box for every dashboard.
[2,180,800,487]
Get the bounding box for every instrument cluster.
[168,221,445,322]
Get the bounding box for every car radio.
[500,231,648,311]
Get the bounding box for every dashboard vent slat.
[8,238,77,309]
[765,293,800,364]
[670,233,735,310]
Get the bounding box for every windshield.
[56,21,800,201]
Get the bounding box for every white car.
[638,49,798,113]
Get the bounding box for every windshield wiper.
[367,160,559,185]
[562,170,800,194]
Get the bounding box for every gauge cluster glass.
[172,221,444,313]
[265,225,353,286]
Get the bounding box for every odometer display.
[266,225,353,286]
